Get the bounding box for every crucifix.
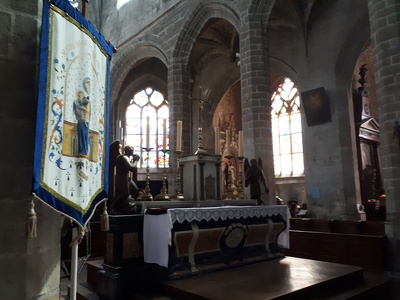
[190,86,208,155]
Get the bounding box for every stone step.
[72,257,396,300]
[67,282,100,300]
[155,257,372,300]
[323,271,392,300]
[86,258,104,286]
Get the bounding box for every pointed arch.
[172,1,241,63]
[110,36,169,104]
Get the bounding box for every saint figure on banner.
[73,77,91,157]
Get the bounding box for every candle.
[176,120,182,151]
[226,130,231,156]
[238,131,243,156]
[146,116,150,148]
[214,127,220,155]
[163,118,167,151]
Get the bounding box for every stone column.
[368,0,400,275]
[167,58,191,196]
[239,13,275,203]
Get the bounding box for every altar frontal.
[32,0,114,228]
[144,205,290,279]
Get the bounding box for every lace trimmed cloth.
[143,205,290,267]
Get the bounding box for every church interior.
[1,0,400,299]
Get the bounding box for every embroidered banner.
[33,0,114,227]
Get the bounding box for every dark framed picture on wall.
[301,87,332,126]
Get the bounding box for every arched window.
[125,87,169,169]
[271,78,304,176]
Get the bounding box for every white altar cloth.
[143,205,290,267]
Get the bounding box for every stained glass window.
[125,87,169,169]
[271,78,304,176]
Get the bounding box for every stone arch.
[249,0,276,29]
[329,6,370,217]
[334,7,370,85]
[116,73,167,119]
[110,36,169,103]
[270,57,299,89]
[196,46,240,123]
[172,1,242,64]
[249,0,276,15]
[110,46,168,141]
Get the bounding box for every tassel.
[27,199,37,238]
[101,200,110,232]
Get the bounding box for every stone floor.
[156,257,374,300]
[60,256,94,300]
[60,256,400,300]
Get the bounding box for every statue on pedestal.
[244,158,269,205]
[111,144,140,214]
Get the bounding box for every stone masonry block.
[0,11,11,56]
[13,15,38,61]
[375,26,400,45]
[11,0,39,15]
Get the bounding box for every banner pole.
[82,0,88,18]
[70,227,78,300]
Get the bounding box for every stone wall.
[0,1,63,299]
[88,0,398,227]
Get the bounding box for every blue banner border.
[33,0,114,227]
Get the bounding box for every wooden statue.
[110,142,140,214]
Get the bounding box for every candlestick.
[137,147,153,201]
[170,150,184,200]
[215,127,220,155]
[155,149,170,200]
[236,156,246,199]
[238,131,243,157]
[226,130,231,156]
[146,116,150,149]
[176,120,182,152]
[163,118,167,151]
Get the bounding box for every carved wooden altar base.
[97,205,289,299]
[165,212,287,279]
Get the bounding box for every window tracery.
[271,78,304,176]
[125,87,169,169]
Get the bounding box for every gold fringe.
[101,200,110,232]
[27,199,37,238]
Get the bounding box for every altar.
[97,204,290,298]
[143,205,290,279]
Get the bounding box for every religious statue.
[110,144,140,214]
[244,158,269,205]
[73,77,91,158]
[362,164,376,201]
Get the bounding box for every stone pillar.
[368,0,400,275]
[239,13,275,203]
[167,59,191,196]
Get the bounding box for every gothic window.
[125,87,169,169]
[271,78,304,176]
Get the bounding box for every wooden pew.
[283,219,387,270]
